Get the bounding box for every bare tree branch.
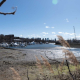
[0,7,17,15]
[0,0,6,7]
[0,0,17,15]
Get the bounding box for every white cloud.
[43,35,46,36]
[76,36,80,38]
[45,26,49,28]
[64,32,70,35]
[71,37,74,39]
[58,32,63,34]
[44,23,46,24]
[36,35,41,38]
[66,18,69,22]
[52,32,55,34]
[42,32,48,35]
[20,35,23,37]
[69,33,74,35]
[58,32,75,36]
[54,35,56,36]
[31,34,35,37]
[51,27,54,28]
[27,34,41,38]
[64,32,74,35]
[58,32,75,35]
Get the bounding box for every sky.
[0,0,80,40]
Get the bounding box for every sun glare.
[52,0,58,5]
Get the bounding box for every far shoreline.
[55,43,80,48]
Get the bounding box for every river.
[9,43,80,59]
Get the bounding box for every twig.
[27,69,29,80]
[66,59,75,80]
[0,0,6,7]
[0,7,17,15]
[0,0,17,15]
[65,50,75,80]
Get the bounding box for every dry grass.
[59,58,64,73]
[10,67,21,80]
[57,35,80,80]
[63,49,78,66]
[57,35,70,48]
[57,35,78,65]
[41,55,54,74]
[35,56,43,74]
[1,63,80,80]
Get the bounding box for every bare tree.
[0,0,17,15]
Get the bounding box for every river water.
[9,43,80,59]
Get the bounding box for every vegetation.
[1,35,80,80]
[4,62,80,80]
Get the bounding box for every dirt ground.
[0,48,80,80]
[0,48,48,80]
[0,48,61,80]
[0,48,26,80]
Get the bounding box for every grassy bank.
[1,63,80,80]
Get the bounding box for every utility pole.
[73,26,76,40]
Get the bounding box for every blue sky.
[0,0,80,39]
